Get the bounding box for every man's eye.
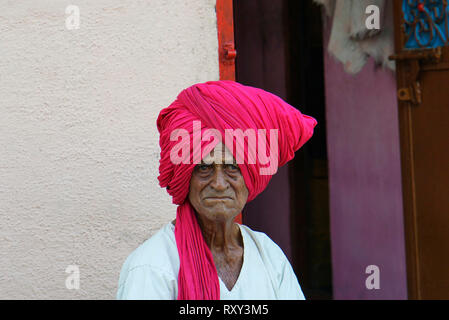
[197,164,212,171]
[225,164,239,171]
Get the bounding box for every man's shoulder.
[239,224,299,294]
[240,224,287,261]
[121,222,178,272]
[116,223,178,299]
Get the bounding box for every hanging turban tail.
[156,80,317,300]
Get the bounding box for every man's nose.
[210,166,229,191]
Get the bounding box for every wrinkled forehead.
[202,143,235,164]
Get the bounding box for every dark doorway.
[286,0,332,300]
[233,0,332,299]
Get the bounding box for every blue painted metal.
[402,0,449,48]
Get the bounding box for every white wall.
[0,0,219,299]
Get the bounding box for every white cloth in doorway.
[313,0,395,74]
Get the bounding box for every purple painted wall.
[322,11,408,299]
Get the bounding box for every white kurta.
[116,222,306,300]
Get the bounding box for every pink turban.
[157,80,316,300]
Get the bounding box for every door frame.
[391,0,449,299]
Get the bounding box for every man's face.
[188,144,249,223]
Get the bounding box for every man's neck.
[197,217,242,254]
[171,217,243,255]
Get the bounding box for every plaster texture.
[0,0,218,299]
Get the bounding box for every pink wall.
[322,13,408,299]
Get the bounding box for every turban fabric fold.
[156,80,317,300]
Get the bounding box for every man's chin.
[203,208,237,222]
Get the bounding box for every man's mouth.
[204,196,233,200]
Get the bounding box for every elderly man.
[116,80,316,300]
